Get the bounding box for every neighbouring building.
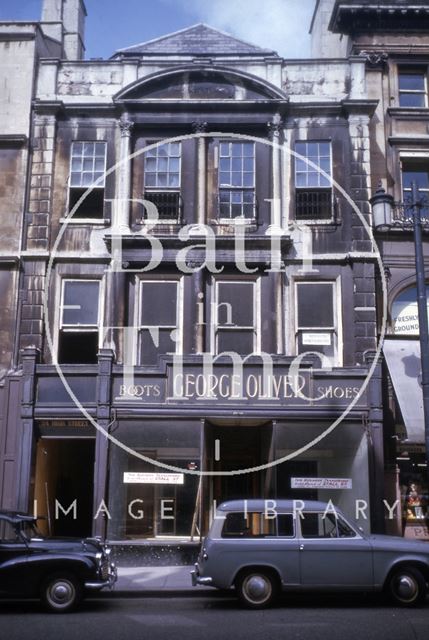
[0,4,79,514]
[11,0,429,548]
[313,0,429,540]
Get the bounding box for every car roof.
[217,499,340,512]
[0,510,38,524]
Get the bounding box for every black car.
[0,510,117,612]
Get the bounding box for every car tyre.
[387,567,427,607]
[41,573,83,613]
[236,569,278,609]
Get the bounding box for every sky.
[0,0,316,59]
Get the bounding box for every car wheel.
[388,567,427,607]
[236,569,278,609]
[41,573,82,613]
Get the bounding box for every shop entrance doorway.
[33,438,95,537]
[205,422,274,511]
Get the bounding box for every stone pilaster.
[26,115,57,252]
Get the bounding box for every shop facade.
[18,346,381,541]
[0,0,391,546]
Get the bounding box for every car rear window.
[221,512,294,538]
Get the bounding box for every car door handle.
[299,544,304,551]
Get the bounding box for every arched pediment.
[114,67,287,102]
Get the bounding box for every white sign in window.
[123,472,184,485]
[302,332,332,346]
[291,477,352,490]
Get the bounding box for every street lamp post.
[371,181,429,488]
[410,182,429,489]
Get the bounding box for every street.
[0,594,429,640]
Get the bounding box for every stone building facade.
[4,0,419,545]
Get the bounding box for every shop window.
[398,69,427,108]
[296,281,338,361]
[68,142,106,218]
[295,141,333,221]
[391,285,429,335]
[401,159,429,216]
[218,141,255,220]
[143,142,182,221]
[138,280,181,365]
[58,280,100,364]
[106,420,201,540]
[213,280,259,355]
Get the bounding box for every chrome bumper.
[191,563,213,587]
[85,563,117,591]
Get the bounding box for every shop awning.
[383,338,424,443]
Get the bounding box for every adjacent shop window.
[296,281,337,361]
[218,141,255,220]
[401,159,429,215]
[107,420,201,540]
[138,280,181,365]
[295,141,332,221]
[58,280,100,364]
[398,69,427,107]
[391,285,429,335]
[143,142,182,221]
[69,142,106,218]
[214,280,258,355]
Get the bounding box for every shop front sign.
[113,365,366,408]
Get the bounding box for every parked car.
[191,499,429,608]
[0,510,117,612]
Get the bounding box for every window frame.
[398,67,428,108]
[400,155,429,204]
[298,511,358,540]
[293,278,342,366]
[211,277,261,356]
[221,511,296,539]
[67,141,107,221]
[294,140,334,224]
[135,276,184,366]
[216,140,256,223]
[142,140,183,223]
[57,278,103,364]
[59,279,102,332]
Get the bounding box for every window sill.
[388,107,429,117]
[136,219,181,225]
[60,217,108,226]
[293,218,336,225]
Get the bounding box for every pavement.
[111,565,205,596]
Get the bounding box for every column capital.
[360,50,388,69]
[192,121,208,134]
[267,114,283,140]
[118,115,134,137]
